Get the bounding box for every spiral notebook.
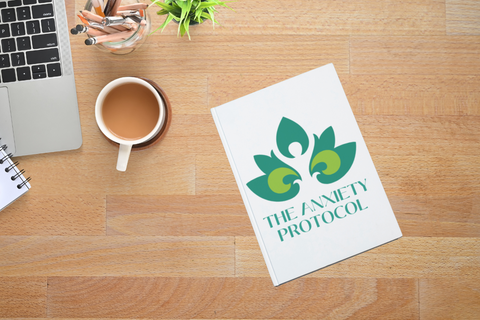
[0,142,31,212]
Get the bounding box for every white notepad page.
[0,146,30,211]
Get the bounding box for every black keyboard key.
[24,0,37,4]
[0,54,10,67]
[11,52,25,66]
[11,22,25,36]
[32,33,56,49]
[16,66,31,80]
[41,18,55,32]
[1,38,16,52]
[32,4,53,19]
[16,36,30,50]
[0,3,7,8]
[31,64,45,73]
[32,71,46,79]
[0,25,10,38]
[26,20,40,34]
[16,6,30,20]
[8,0,23,7]
[38,0,52,2]
[26,47,58,64]
[1,8,16,22]
[47,62,60,77]
[32,64,46,78]
[1,68,16,82]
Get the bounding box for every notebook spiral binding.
[0,142,31,190]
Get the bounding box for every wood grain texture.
[19,152,196,195]
[148,0,445,36]
[420,278,480,320]
[447,0,480,35]
[105,194,480,238]
[0,236,234,277]
[46,277,418,319]
[351,36,480,75]
[0,194,105,236]
[0,277,47,318]
[70,34,350,75]
[209,74,480,116]
[0,0,478,317]
[107,195,251,236]
[236,237,480,279]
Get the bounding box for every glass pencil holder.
[83,0,151,55]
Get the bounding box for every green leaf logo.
[246,151,302,202]
[247,118,356,202]
[276,117,309,158]
[309,126,356,184]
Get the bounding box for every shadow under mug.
[95,77,166,171]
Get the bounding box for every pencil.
[103,16,132,27]
[78,14,120,33]
[80,10,104,23]
[76,24,108,37]
[103,0,121,17]
[117,3,148,11]
[90,0,105,17]
[110,0,122,16]
[85,30,135,45]
[80,10,128,32]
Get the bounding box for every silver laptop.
[0,0,82,156]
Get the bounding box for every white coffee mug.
[95,77,166,171]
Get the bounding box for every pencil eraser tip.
[85,38,94,45]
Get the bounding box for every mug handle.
[117,143,133,171]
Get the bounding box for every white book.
[211,64,402,286]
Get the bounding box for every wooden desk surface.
[1,0,479,318]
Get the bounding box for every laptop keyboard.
[0,0,62,83]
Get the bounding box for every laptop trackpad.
[0,87,16,155]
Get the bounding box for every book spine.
[211,108,280,286]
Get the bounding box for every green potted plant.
[150,0,232,39]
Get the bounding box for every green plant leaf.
[200,12,212,21]
[206,7,215,27]
[185,0,193,18]
[198,2,218,8]
[149,0,162,8]
[153,1,175,11]
[151,0,235,38]
[179,18,186,36]
[161,13,176,30]
[176,0,188,20]
[194,6,202,21]
[184,16,191,40]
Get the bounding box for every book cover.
[211,63,402,286]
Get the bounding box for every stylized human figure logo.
[247,117,356,202]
